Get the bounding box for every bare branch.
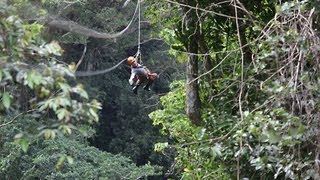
[234,0,245,179]
[44,0,140,39]
[164,0,245,20]
[75,44,87,70]
[0,109,36,128]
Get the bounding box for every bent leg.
[143,80,154,91]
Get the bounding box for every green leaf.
[0,70,3,81]
[66,156,74,164]
[154,142,168,152]
[43,129,56,139]
[57,108,66,120]
[79,89,88,99]
[89,108,99,122]
[14,135,29,153]
[90,99,102,109]
[58,82,71,93]
[252,25,262,32]
[267,130,281,143]
[2,91,11,109]
[210,144,222,158]
[25,71,42,89]
[73,84,89,99]
[59,124,72,134]
[45,41,62,56]
[55,155,66,170]
[38,100,49,111]
[32,73,42,86]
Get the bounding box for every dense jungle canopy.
[1,0,320,179]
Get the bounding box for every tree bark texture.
[186,44,201,126]
[182,0,202,125]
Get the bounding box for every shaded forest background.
[2,0,320,179]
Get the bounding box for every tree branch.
[43,0,139,39]
[0,109,36,128]
[75,44,87,71]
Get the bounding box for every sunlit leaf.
[45,41,63,56]
[14,135,29,153]
[57,108,66,120]
[66,156,74,164]
[154,142,168,152]
[43,129,56,139]
[55,155,66,170]
[89,108,99,122]
[2,91,11,109]
[59,124,72,134]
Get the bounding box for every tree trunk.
[186,45,201,125]
[183,0,201,125]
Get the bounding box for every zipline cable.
[138,0,141,51]
[134,0,142,63]
[138,0,141,55]
[75,0,141,77]
[75,58,127,77]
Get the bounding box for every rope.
[75,58,127,77]
[136,0,142,64]
[138,0,141,51]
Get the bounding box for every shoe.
[143,85,151,91]
[132,86,138,94]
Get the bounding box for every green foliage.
[0,3,101,150]
[30,0,179,174]
[1,92,12,109]
[1,1,173,179]
[23,138,159,179]
[5,0,317,178]
[0,118,159,179]
[148,0,320,179]
[237,108,306,179]
[151,80,195,138]
[150,81,231,179]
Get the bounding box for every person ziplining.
[127,51,158,94]
[127,0,158,94]
[75,0,159,95]
[126,0,158,94]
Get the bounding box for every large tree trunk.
[183,0,201,125]
[186,44,201,125]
